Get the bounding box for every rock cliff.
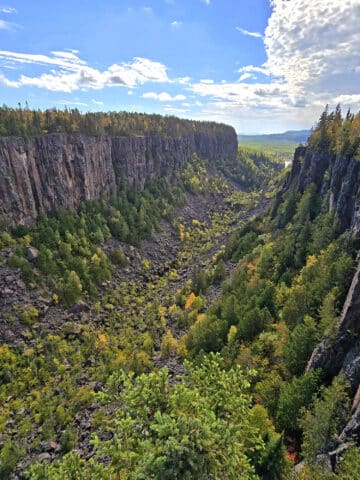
[0,129,237,226]
[286,146,360,452]
[281,146,360,236]
[273,143,360,454]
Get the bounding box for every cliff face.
[283,146,360,236]
[0,129,237,226]
[286,146,360,448]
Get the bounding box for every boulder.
[26,246,39,261]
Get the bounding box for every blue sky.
[0,0,359,133]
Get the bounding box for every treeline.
[309,104,360,156]
[0,105,234,139]
[218,147,283,190]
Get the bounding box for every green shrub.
[0,441,23,479]
[110,247,128,267]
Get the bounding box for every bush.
[0,441,23,479]
[110,247,128,267]
[60,270,83,306]
[20,306,40,325]
[160,330,178,358]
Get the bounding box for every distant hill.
[238,129,311,144]
[237,129,311,160]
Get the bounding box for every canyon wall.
[282,145,360,448]
[0,129,237,226]
[282,145,360,236]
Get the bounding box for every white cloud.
[177,76,191,84]
[238,65,269,76]
[201,0,210,5]
[0,18,15,29]
[0,72,19,86]
[333,94,360,106]
[236,27,263,39]
[0,6,17,13]
[239,73,252,82]
[237,65,269,82]
[0,50,86,70]
[171,20,182,27]
[190,80,288,109]
[190,0,360,131]
[163,106,189,113]
[91,99,104,105]
[55,100,88,107]
[143,6,153,14]
[143,91,186,101]
[264,0,360,100]
[0,50,170,92]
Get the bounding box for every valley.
[0,106,360,480]
[0,145,271,476]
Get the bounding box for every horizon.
[0,0,359,134]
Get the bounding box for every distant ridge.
[238,129,311,145]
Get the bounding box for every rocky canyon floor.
[0,178,270,477]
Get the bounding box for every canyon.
[0,128,237,226]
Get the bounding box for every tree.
[60,270,83,306]
[283,316,319,375]
[276,370,321,433]
[300,375,350,463]
[88,354,268,479]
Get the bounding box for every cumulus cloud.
[236,27,263,39]
[143,91,186,101]
[264,0,360,99]
[0,6,17,13]
[171,20,182,27]
[0,50,170,92]
[190,80,288,109]
[190,0,360,130]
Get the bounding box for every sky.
[0,0,359,134]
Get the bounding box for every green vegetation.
[309,104,360,157]
[0,104,235,139]
[1,107,360,478]
[218,147,284,190]
[27,354,286,480]
[237,130,310,161]
[5,160,201,305]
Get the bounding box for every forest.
[0,105,234,139]
[0,106,360,479]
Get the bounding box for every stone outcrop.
[279,146,360,237]
[281,144,360,458]
[307,259,360,446]
[306,259,360,385]
[0,129,237,226]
